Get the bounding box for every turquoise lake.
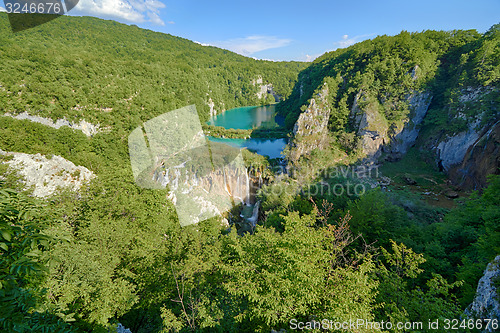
[207,105,287,159]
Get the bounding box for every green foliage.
[347,189,407,247]
[375,241,462,331]
[1,13,499,332]
[203,125,253,139]
[0,13,305,129]
[0,185,75,332]
[278,29,465,130]
[434,175,500,306]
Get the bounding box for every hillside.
[271,24,500,327]
[280,26,499,189]
[0,13,305,127]
[1,14,500,333]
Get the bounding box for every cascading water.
[245,167,251,205]
[222,166,231,196]
[247,201,260,227]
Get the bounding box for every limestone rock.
[448,119,500,190]
[466,255,500,331]
[350,91,389,162]
[207,97,217,117]
[289,83,331,162]
[385,92,432,157]
[445,191,459,199]
[436,118,481,171]
[1,151,95,197]
[116,323,132,333]
[3,111,102,137]
[402,175,417,185]
[433,86,500,190]
[350,89,431,163]
[252,76,281,102]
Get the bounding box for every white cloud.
[0,6,6,12]
[333,33,375,50]
[72,0,166,25]
[194,41,211,47]
[212,35,292,56]
[304,53,323,62]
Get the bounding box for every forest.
[0,13,499,333]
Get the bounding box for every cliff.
[3,111,103,137]
[206,76,282,117]
[466,255,500,331]
[448,119,500,190]
[348,85,499,189]
[253,76,282,103]
[0,150,95,197]
[279,27,500,192]
[425,87,500,190]
[288,83,331,162]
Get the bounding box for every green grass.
[380,147,446,186]
[379,147,467,209]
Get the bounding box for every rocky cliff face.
[466,255,500,331]
[0,150,95,197]
[207,97,217,117]
[349,91,389,162]
[436,120,482,172]
[432,87,499,190]
[253,76,281,103]
[3,111,102,137]
[349,90,432,163]
[288,83,331,162]
[448,119,500,190]
[206,77,280,117]
[347,84,499,190]
[385,92,432,158]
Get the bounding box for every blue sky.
[2,0,499,61]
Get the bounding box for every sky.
[1,0,499,61]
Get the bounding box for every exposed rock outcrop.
[3,111,102,137]
[253,76,281,102]
[447,119,500,190]
[436,119,482,172]
[116,323,132,333]
[466,255,500,331]
[386,92,432,158]
[350,90,432,163]
[0,150,95,197]
[350,91,389,162]
[432,87,499,190]
[288,83,331,162]
[207,97,217,117]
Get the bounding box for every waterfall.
[245,167,251,205]
[161,169,170,187]
[247,201,260,227]
[259,173,263,188]
[222,167,231,196]
[236,174,241,202]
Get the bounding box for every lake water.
[207,105,287,159]
[207,105,284,129]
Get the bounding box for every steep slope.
[0,13,305,129]
[280,25,500,189]
[0,13,305,194]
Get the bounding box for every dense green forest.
[278,25,500,132]
[0,14,305,126]
[0,13,499,333]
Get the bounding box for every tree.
[0,185,75,332]
[375,240,461,332]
